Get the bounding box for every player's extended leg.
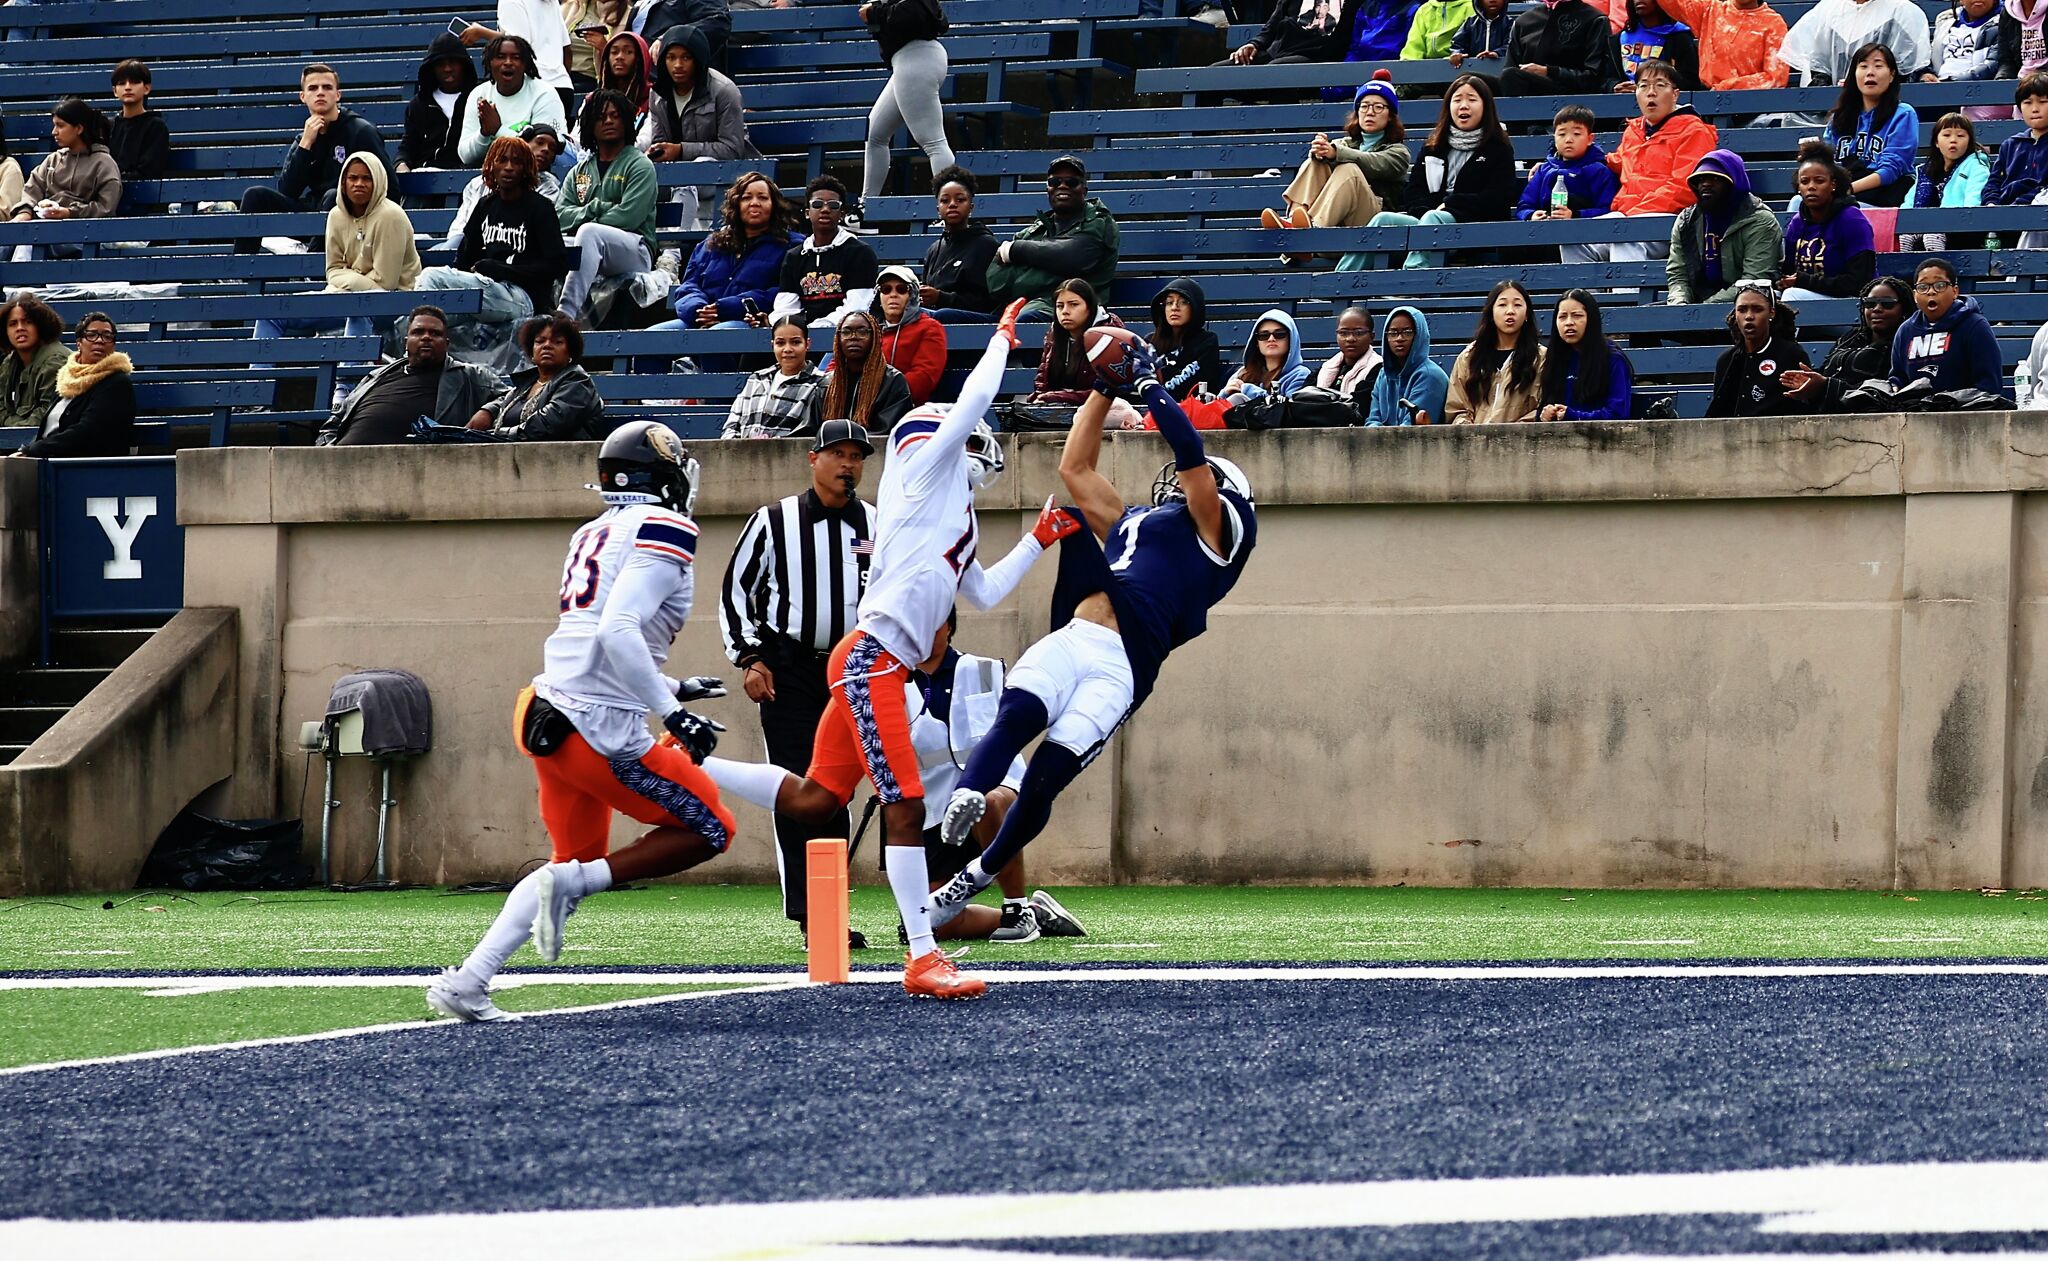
[932,786,1019,940]
[937,688,1049,848]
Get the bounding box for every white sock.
[702,756,793,811]
[1003,896,1027,908]
[887,844,939,958]
[582,858,613,895]
[457,868,543,986]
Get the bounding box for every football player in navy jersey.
[927,338,1256,924]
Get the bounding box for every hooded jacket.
[317,355,505,444]
[1933,4,2010,80]
[1916,147,1992,207]
[1332,93,1413,209]
[640,25,758,160]
[863,0,947,62]
[1340,0,1425,62]
[1783,191,1875,296]
[1659,0,1788,88]
[457,45,570,166]
[457,182,570,312]
[1506,0,1626,91]
[673,228,797,324]
[986,196,1121,315]
[1404,128,1519,222]
[1365,305,1450,425]
[324,153,421,293]
[1891,292,2006,397]
[1227,309,1311,400]
[2008,0,2048,76]
[1822,101,1920,205]
[1667,150,1784,303]
[1402,0,1472,57]
[1609,105,1720,215]
[398,34,479,171]
[1986,126,2048,205]
[1708,312,1810,416]
[872,266,949,404]
[16,143,120,220]
[1446,337,1546,423]
[1450,0,1514,57]
[921,217,998,314]
[557,142,660,257]
[1620,16,1702,87]
[601,31,654,117]
[275,107,390,208]
[1034,303,1127,403]
[641,0,732,64]
[1515,142,1621,219]
[482,362,606,440]
[1150,277,1227,398]
[1545,340,1636,420]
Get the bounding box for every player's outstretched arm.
[1140,379,1227,556]
[1061,392,1125,541]
[959,497,1077,610]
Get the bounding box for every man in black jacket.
[1219,0,1354,64]
[1707,282,1811,417]
[238,64,393,216]
[1498,0,1626,95]
[641,0,731,67]
[397,35,479,172]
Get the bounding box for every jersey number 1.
[558,526,610,612]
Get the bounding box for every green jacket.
[1666,194,1784,305]
[556,145,660,259]
[0,341,68,430]
[1331,132,1413,210]
[986,197,1120,315]
[1401,0,1470,58]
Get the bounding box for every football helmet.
[1152,455,1252,507]
[964,420,1005,490]
[596,421,699,514]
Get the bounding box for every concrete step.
[0,667,110,708]
[47,626,157,669]
[0,707,64,744]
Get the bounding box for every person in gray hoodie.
[9,98,120,262]
[639,23,757,233]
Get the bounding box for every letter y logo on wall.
[84,495,156,581]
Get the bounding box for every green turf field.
[7,885,2047,1071]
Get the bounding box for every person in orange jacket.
[1562,58,1720,263]
[870,264,949,405]
[1657,0,1790,89]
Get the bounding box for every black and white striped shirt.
[720,489,878,666]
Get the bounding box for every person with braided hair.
[820,309,912,432]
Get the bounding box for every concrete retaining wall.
[176,416,2048,889]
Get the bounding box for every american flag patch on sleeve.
[851,537,875,555]
[636,518,698,563]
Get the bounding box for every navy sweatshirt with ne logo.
[456,190,570,314]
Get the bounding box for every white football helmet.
[963,420,1005,490]
[1152,455,1252,507]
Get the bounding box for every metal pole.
[374,761,394,884]
[320,752,337,886]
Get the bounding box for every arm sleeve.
[1665,216,1693,303]
[1564,350,1634,420]
[957,533,1046,611]
[1139,379,1210,471]
[1514,164,1551,220]
[928,329,1010,453]
[1872,110,1919,188]
[597,545,691,718]
[1007,231,1106,277]
[679,86,751,159]
[590,154,658,233]
[132,117,170,183]
[718,507,772,666]
[1444,351,1476,422]
[457,98,492,165]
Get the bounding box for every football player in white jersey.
[704,298,1083,999]
[427,422,738,1023]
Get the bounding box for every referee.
[719,419,878,947]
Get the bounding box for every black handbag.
[1235,388,1359,431]
[998,401,1079,432]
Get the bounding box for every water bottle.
[1988,232,2004,252]
[1550,177,1570,215]
[2016,357,2034,409]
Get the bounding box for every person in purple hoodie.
[1891,256,2007,398]
[1779,140,1876,301]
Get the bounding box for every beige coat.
[1446,343,1547,424]
[324,151,421,293]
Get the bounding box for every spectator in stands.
[1338,0,1428,67]
[1925,0,2017,121]
[418,136,569,334]
[2011,0,2048,80]
[564,0,631,93]
[462,0,576,118]
[1028,278,1124,406]
[11,312,132,459]
[641,24,759,232]
[9,98,119,260]
[725,315,827,438]
[1780,273,1911,406]
[466,314,604,438]
[527,122,575,184]
[600,31,653,116]
[1447,279,1545,423]
[1447,0,1516,66]
[1900,114,1991,252]
[920,166,998,324]
[1986,74,2048,208]
[1618,0,1702,87]
[1665,149,1782,303]
[1892,256,2006,397]
[987,156,1121,321]
[640,0,732,66]
[1821,43,1918,206]
[1780,141,1876,300]
[1405,0,1478,59]
[1220,0,1353,67]
[1149,277,1226,399]
[1364,305,1449,424]
[1706,282,1809,416]
[1317,306,1382,405]
[1267,79,1411,250]
[1361,75,1516,271]
[818,309,912,431]
[0,129,19,221]
[1658,0,1789,89]
[1537,289,1634,420]
[0,296,67,433]
[1515,104,1620,234]
[1779,0,1931,91]
[108,61,169,203]
[857,0,956,221]
[1498,0,1626,95]
[772,174,878,327]
[255,154,418,357]
[459,36,570,166]
[869,266,947,404]
[319,307,504,445]
[1563,60,1717,265]
[1222,309,1310,403]
[661,171,797,333]
[398,36,479,173]
[239,65,390,217]
[555,89,658,323]
[444,130,564,248]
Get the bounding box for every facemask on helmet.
[1151,455,1252,507]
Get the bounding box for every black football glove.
[672,675,728,703]
[662,707,725,763]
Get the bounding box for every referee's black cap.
[811,419,875,455]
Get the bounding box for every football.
[1081,324,1147,389]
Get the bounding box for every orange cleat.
[903,950,987,1000]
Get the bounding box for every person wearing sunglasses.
[1889,256,2007,399]
[1779,275,1909,409]
[11,310,133,458]
[986,155,1120,322]
[1221,309,1311,406]
[770,173,878,329]
[866,264,948,404]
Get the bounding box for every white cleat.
[531,864,580,963]
[940,787,987,849]
[425,967,511,1023]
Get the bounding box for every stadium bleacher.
[0,0,2034,451]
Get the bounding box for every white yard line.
[1600,940,1699,946]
